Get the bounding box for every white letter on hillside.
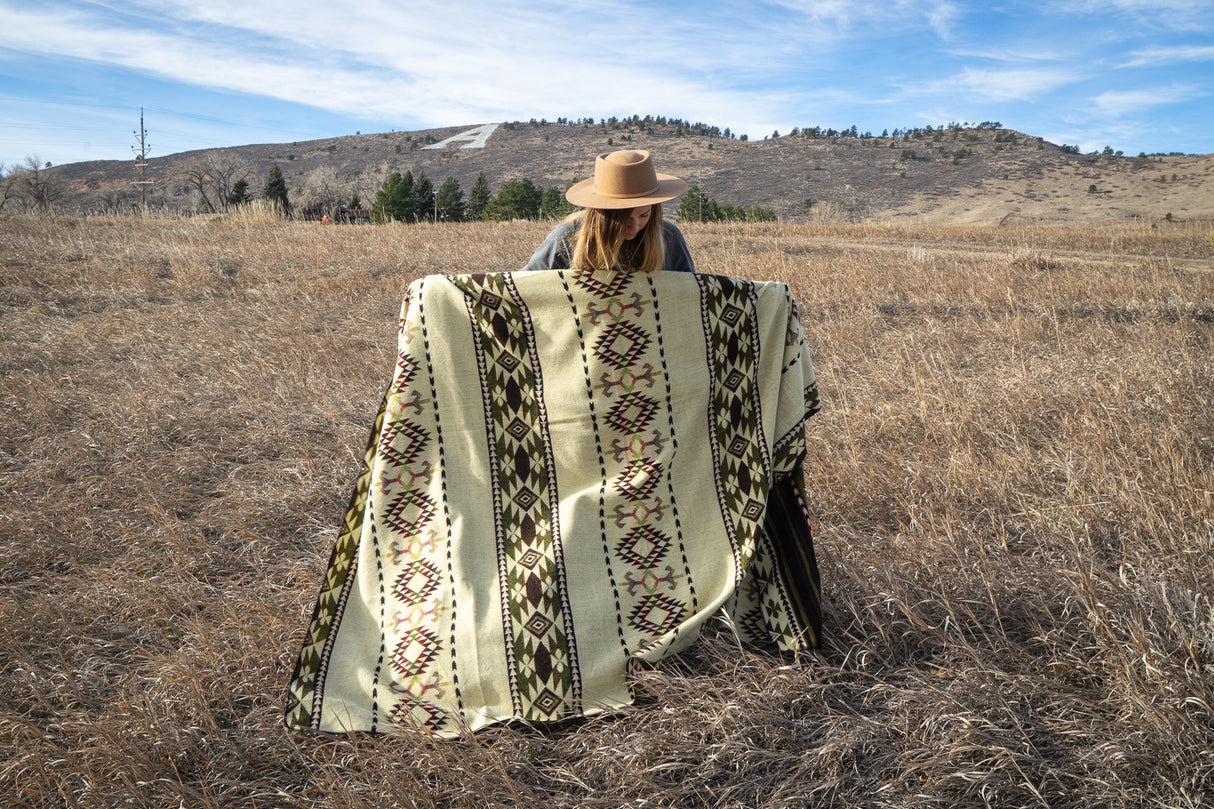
[422,124,500,150]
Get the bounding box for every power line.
[132,108,153,216]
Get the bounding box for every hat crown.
[565,149,688,209]
[592,150,660,199]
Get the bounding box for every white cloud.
[764,0,960,37]
[0,1,781,131]
[4,0,1214,161]
[920,67,1082,102]
[1121,44,1214,67]
[927,2,961,39]
[1055,0,1214,31]
[1091,84,1203,115]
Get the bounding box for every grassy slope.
[1,214,1212,807]
[49,121,1214,224]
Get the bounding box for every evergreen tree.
[414,171,435,222]
[483,177,542,221]
[372,170,419,222]
[393,170,418,222]
[434,176,465,222]
[466,172,491,220]
[227,178,251,208]
[539,185,575,220]
[263,164,290,216]
[677,184,708,223]
[371,172,403,223]
[744,203,777,222]
[676,184,765,223]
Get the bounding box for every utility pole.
[131,108,153,216]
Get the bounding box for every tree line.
[368,170,578,224]
[369,171,776,225]
[153,158,776,224]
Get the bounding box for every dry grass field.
[1,212,1212,807]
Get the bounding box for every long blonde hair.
[568,204,666,273]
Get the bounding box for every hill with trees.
[6,116,1214,224]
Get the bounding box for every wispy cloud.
[765,0,960,36]
[1091,84,1204,115]
[920,67,1083,102]
[1121,44,1214,67]
[1,1,777,127]
[1055,0,1214,31]
[2,0,1212,163]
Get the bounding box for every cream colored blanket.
[285,270,822,736]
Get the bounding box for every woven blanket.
[284,270,822,737]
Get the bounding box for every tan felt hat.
[565,150,689,209]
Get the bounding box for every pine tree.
[483,177,542,221]
[393,170,417,223]
[263,164,290,216]
[227,179,251,208]
[466,172,491,221]
[414,171,435,223]
[539,185,575,220]
[435,177,465,222]
[677,184,706,223]
[371,172,403,223]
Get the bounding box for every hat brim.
[565,175,689,210]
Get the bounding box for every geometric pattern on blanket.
[453,273,580,722]
[285,269,822,737]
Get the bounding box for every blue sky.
[2,0,1212,168]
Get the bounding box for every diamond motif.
[378,419,429,467]
[390,699,450,735]
[384,489,436,537]
[613,459,662,501]
[605,392,659,434]
[513,486,539,509]
[615,525,671,569]
[393,559,440,607]
[594,321,651,369]
[524,611,554,637]
[532,688,563,715]
[392,627,442,678]
[628,592,686,636]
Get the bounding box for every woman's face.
[623,205,653,240]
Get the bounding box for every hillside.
[46,119,1214,224]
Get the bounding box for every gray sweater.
[522,220,695,273]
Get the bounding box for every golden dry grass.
[1,213,1212,808]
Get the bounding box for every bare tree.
[202,151,250,212]
[181,161,217,213]
[10,156,65,213]
[0,162,21,214]
[300,165,350,219]
[179,151,251,213]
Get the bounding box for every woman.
[523,149,695,273]
[285,149,824,739]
